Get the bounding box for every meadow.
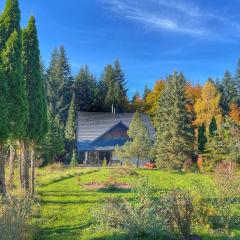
[32,166,240,240]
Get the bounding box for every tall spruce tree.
[113,59,127,97]
[75,65,98,112]
[235,59,240,100]
[218,70,238,114]
[155,72,194,170]
[143,84,151,100]
[46,46,73,125]
[22,16,48,194]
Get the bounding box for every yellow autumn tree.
[144,80,165,126]
[229,103,240,123]
[194,80,222,130]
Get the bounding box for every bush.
[94,177,171,239]
[0,194,40,240]
[111,167,139,177]
[45,162,64,173]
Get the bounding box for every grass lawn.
[35,167,240,240]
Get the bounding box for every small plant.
[102,158,107,168]
[70,150,78,166]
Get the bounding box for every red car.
[144,162,157,170]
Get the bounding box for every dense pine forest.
[1,0,240,240]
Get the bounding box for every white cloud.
[99,0,240,39]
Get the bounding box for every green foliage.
[0,0,21,52]
[102,158,107,168]
[209,116,217,136]
[0,67,9,143]
[64,94,76,142]
[155,72,194,170]
[95,177,170,239]
[205,117,240,169]
[46,46,73,125]
[75,65,98,112]
[115,112,152,167]
[70,149,78,166]
[44,114,65,162]
[198,124,207,153]
[2,30,28,139]
[22,16,48,141]
[217,70,238,114]
[101,60,128,112]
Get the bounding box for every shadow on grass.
[96,188,131,194]
[41,199,103,205]
[37,222,92,240]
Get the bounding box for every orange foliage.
[229,103,240,123]
[144,80,165,125]
[194,81,222,129]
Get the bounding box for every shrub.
[45,162,64,173]
[0,194,40,240]
[111,167,139,177]
[102,158,107,168]
[94,177,171,239]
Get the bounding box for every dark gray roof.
[76,112,155,151]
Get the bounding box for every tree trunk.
[20,140,29,191]
[136,157,140,168]
[0,145,6,197]
[30,141,35,195]
[8,145,15,190]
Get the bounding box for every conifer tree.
[209,116,217,136]
[46,46,73,125]
[0,68,10,197]
[46,115,65,162]
[235,59,240,98]
[113,59,127,96]
[22,16,48,194]
[75,65,98,112]
[198,124,207,153]
[70,150,78,166]
[143,84,151,100]
[155,72,194,170]
[65,94,76,155]
[218,70,238,114]
[0,0,21,51]
[2,30,29,190]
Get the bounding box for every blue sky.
[1,0,240,96]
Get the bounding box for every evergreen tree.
[198,124,207,153]
[0,68,10,197]
[235,59,240,99]
[70,150,78,166]
[22,16,48,194]
[115,112,152,167]
[46,46,73,125]
[143,84,151,100]
[75,65,98,112]
[46,115,65,162]
[209,116,217,136]
[218,70,238,114]
[113,59,127,96]
[0,0,21,51]
[155,72,194,170]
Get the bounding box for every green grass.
[34,167,240,240]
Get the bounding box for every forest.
[1,0,240,240]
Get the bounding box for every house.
[76,112,155,165]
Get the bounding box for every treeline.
[43,47,131,164]
[132,64,240,170]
